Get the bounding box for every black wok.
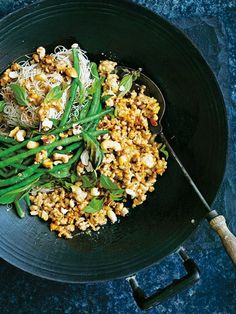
[0,0,231,310]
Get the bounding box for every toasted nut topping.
[42,158,53,169]
[71,185,87,202]
[27,141,40,149]
[36,46,46,60]
[32,53,40,63]
[15,129,26,142]
[91,187,100,197]
[41,210,49,221]
[125,189,136,199]
[101,139,122,152]
[41,134,56,145]
[53,153,73,164]
[45,55,54,64]
[65,67,78,78]
[11,63,21,71]
[35,150,48,163]
[9,71,18,79]
[72,123,82,135]
[42,118,53,131]
[9,126,20,138]
[107,210,117,223]
[35,73,47,81]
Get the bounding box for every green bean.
[0,135,81,169]
[14,200,25,218]
[0,108,113,159]
[0,135,17,144]
[0,173,41,197]
[59,47,80,127]
[0,169,7,177]
[56,142,82,154]
[88,63,101,117]
[24,193,31,207]
[79,99,91,120]
[0,164,39,187]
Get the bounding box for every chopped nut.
[72,123,82,135]
[61,208,68,215]
[32,53,40,63]
[69,199,75,208]
[107,210,117,224]
[125,189,136,199]
[65,67,78,78]
[41,210,49,221]
[41,134,56,144]
[53,153,72,164]
[35,73,47,81]
[91,187,100,196]
[42,158,53,169]
[118,155,128,166]
[121,207,129,217]
[9,71,18,79]
[27,141,40,149]
[142,154,155,168]
[53,160,63,165]
[11,63,21,71]
[101,139,122,152]
[71,185,87,202]
[36,46,46,59]
[9,126,20,138]
[30,210,39,216]
[59,132,68,138]
[56,146,63,150]
[35,150,48,163]
[15,129,26,142]
[42,118,53,131]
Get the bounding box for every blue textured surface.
[0,1,236,313]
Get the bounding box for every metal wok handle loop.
[127,248,200,311]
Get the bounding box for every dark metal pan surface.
[0,0,227,282]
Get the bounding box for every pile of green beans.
[0,47,112,219]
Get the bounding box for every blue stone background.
[0,0,235,313]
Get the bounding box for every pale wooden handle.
[209,215,236,266]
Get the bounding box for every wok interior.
[0,0,227,281]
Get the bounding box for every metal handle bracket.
[127,248,200,311]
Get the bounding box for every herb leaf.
[80,171,97,188]
[63,181,73,190]
[100,174,125,201]
[110,189,125,201]
[70,173,79,184]
[45,86,63,103]
[160,144,169,159]
[50,166,71,178]
[118,70,140,97]
[0,100,6,112]
[100,174,119,190]
[10,83,29,106]
[84,197,103,213]
[82,131,104,169]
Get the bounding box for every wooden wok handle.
[209,215,236,266]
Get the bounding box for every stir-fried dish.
[0,44,168,238]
